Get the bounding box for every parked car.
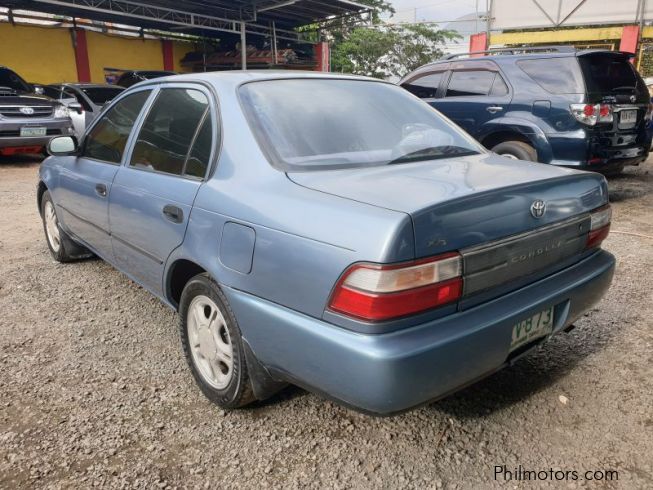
[42,83,125,138]
[400,46,652,175]
[38,72,615,415]
[0,66,75,156]
[115,70,176,88]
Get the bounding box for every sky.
[387,0,485,32]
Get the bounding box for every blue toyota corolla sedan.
[38,71,615,415]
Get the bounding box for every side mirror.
[69,102,84,114]
[47,136,79,156]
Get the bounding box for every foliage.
[331,24,460,79]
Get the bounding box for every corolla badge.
[530,200,546,219]
[19,107,35,115]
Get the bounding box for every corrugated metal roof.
[2,0,370,38]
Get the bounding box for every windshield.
[0,68,31,93]
[239,79,483,171]
[82,87,124,104]
[579,54,646,95]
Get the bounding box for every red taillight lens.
[586,205,612,249]
[571,104,613,125]
[328,253,463,322]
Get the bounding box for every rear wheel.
[491,141,537,162]
[179,274,255,409]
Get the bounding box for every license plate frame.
[20,127,47,137]
[510,307,554,352]
[619,110,637,125]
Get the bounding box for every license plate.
[510,307,554,352]
[620,110,637,125]
[20,127,47,137]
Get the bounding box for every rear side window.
[578,55,645,95]
[402,72,443,98]
[517,57,584,94]
[83,90,151,164]
[446,70,496,97]
[491,75,509,96]
[130,88,211,177]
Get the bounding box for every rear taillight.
[570,104,613,126]
[328,253,463,322]
[587,205,612,249]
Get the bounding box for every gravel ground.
[0,155,652,489]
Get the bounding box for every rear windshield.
[239,79,483,171]
[517,57,584,94]
[578,54,646,95]
[82,87,125,104]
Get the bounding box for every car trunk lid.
[289,153,608,300]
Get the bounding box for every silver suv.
[0,67,75,156]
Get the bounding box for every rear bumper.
[224,250,615,415]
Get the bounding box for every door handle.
[95,183,107,197]
[162,204,184,224]
[486,106,504,114]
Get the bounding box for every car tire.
[40,190,89,262]
[179,273,255,409]
[491,141,538,162]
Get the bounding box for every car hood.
[0,92,56,106]
[287,152,608,256]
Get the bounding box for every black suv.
[0,66,75,156]
[400,47,651,174]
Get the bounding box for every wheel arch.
[166,258,209,310]
[37,181,48,216]
[478,119,553,163]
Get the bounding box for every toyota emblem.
[19,107,35,115]
[530,200,546,219]
[630,95,636,103]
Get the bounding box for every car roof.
[137,70,380,86]
[417,48,623,69]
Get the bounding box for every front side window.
[240,79,483,171]
[130,88,210,176]
[445,70,496,97]
[402,72,444,99]
[83,90,151,164]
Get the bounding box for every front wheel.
[40,190,89,262]
[491,141,537,162]
[179,274,255,409]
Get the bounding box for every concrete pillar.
[72,28,91,83]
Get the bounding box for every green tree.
[331,24,460,79]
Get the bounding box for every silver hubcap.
[44,201,61,252]
[187,295,234,390]
[499,152,519,160]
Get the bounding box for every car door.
[430,65,512,135]
[56,88,153,260]
[109,84,215,295]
